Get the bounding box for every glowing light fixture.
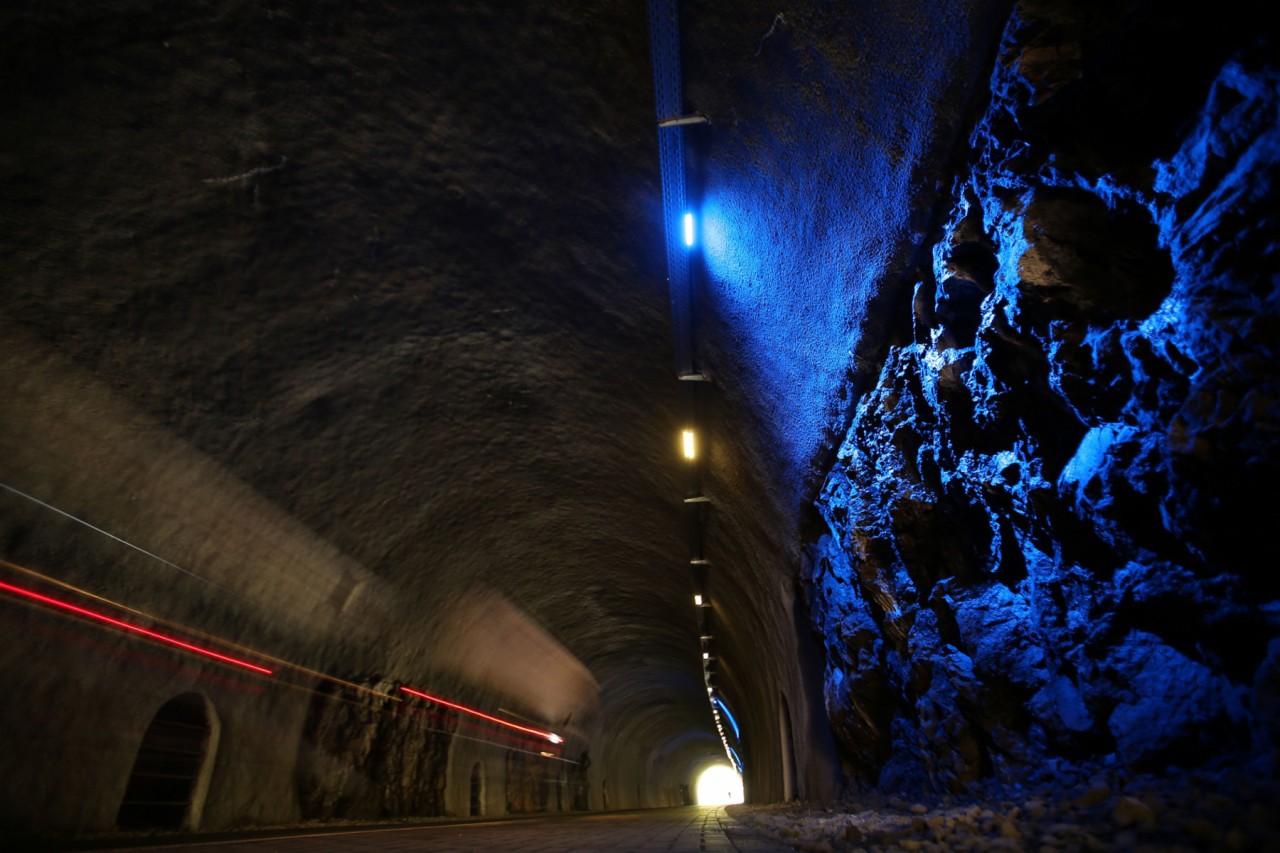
[0,580,274,675]
[683,212,695,247]
[400,686,561,744]
[702,651,710,660]
[682,429,697,460]
[694,594,703,606]
[713,697,741,740]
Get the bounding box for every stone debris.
[734,760,1280,852]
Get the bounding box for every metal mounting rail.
[647,0,743,776]
[648,0,696,377]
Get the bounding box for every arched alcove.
[116,693,220,830]
[779,693,797,802]
[469,762,484,816]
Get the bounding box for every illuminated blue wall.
[685,0,1011,492]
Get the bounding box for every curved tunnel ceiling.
[1,0,724,779]
[1,0,1013,799]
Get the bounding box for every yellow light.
[694,594,703,606]
[695,764,744,805]
[682,429,697,460]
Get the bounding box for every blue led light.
[712,697,741,740]
[683,212,695,247]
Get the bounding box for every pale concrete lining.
[0,327,391,642]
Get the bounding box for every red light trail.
[399,686,562,744]
[0,580,275,676]
[0,565,564,752]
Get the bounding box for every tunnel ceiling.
[0,0,1012,785]
[0,0,731,768]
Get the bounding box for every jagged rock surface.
[297,679,456,819]
[808,1,1280,792]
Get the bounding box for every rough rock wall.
[807,1,1279,793]
[297,679,456,819]
[505,749,558,814]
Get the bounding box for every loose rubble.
[733,760,1280,852]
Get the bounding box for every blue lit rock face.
[808,2,1279,792]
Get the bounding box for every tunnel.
[1,0,1278,849]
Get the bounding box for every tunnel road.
[49,806,792,853]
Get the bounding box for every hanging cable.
[0,481,234,594]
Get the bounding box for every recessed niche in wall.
[116,693,219,831]
[469,762,484,817]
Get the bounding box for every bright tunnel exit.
[695,763,744,805]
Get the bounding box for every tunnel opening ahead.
[695,764,744,805]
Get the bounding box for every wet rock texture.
[296,679,456,820]
[808,1,1280,793]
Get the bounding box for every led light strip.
[648,0,697,375]
[649,0,735,774]
[708,690,741,771]
[399,686,562,745]
[0,579,274,675]
[713,696,740,740]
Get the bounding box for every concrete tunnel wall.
[0,0,1030,836]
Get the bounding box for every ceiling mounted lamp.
[682,429,697,460]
